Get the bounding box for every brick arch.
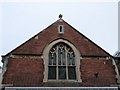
[43,39,82,82]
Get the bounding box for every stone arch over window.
[43,39,82,82]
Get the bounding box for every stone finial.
[59,14,63,19]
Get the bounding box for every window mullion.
[61,54,62,66]
[61,47,62,66]
[56,46,58,80]
[65,46,68,80]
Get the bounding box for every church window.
[48,42,76,80]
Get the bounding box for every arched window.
[48,42,76,80]
[43,39,82,82]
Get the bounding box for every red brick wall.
[2,20,117,86]
[2,57,117,87]
[81,58,117,86]
[12,20,107,56]
[2,57,44,86]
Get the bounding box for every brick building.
[1,15,120,87]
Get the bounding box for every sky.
[0,0,119,66]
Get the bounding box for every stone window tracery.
[48,42,76,80]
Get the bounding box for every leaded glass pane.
[58,66,66,79]
[68,66,76,80]
[49,53,52,65]
[53,53,56,65]
[69,58,72,65]
[62,48,66,65]
[67,52,75,66]
[48,66,56,79]
[58,48,61,65]
[67,53,72,65]
[72,56,75,65]
[70,53,73,65]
